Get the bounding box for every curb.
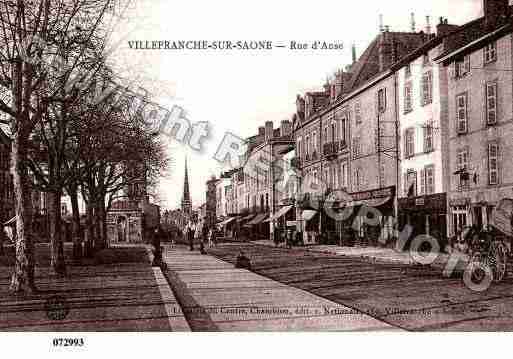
[146,247,191,331]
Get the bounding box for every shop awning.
[344,196,391,208]
[218,217,237,227]
[270,205,293,222]
[3,216,16,226]
[246,213,269,226]
[302,210,317,222]
[237,214,255,223]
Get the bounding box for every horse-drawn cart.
[467,198,513,283]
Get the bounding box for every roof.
[436,11,513,61]
[348,31,428,90]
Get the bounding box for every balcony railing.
[323,142,340,158]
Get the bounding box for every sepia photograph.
[0,0,513,356]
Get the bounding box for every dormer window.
[454,55,470,78]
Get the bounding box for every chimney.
[352,44,357,63]
[296,95,305,116]
[280,120,292,137]
[379,14,384,32]
[264,121,274,141]
[304,94,314,118]
[378,31,393,72]
[436,17,458,37]
[425,16,431,34]
[484,0,510,28]
[411,12,416,32]
[258,126,265,136]
[334,70,344,99]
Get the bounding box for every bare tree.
[0,0,132,292]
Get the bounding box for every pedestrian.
[211,226,218,247]
[152,226,163,267]
[187,221,195,251]
[235,250,251,270]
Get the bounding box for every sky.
[111,0,484,210]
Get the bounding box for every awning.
[237,214,255,223]
[246,213,269,226]
[344,197,391,208]
[302,210,317,222]
[218,217,237,227]
[3,216,16,226]
[270,205,293,222]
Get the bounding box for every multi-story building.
[435,0,513,236]
[293,29,428,245]
[241,120,294,240]
[395,19,458,242]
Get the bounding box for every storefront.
[327,186,396,247]
[245,213,270,240]
[399,193,448,248]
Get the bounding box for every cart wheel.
[489,241,508,283]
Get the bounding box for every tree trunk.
[9,134,36,293]
[69,187,82,260]
[93,199,103,252]
[99,198,108,250]
[48,190,66,276]
[85,201,94,258]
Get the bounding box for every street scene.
[2,0,513,339]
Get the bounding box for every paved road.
[162,245,398,331]
[207,243,513,331]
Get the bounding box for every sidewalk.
[251,240,470,274]
[0,244,189,331]
[162,245,400,331]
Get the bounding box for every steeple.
[181,157,192,216]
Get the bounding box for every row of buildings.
[205,0,513,247]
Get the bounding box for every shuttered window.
[486,81,498,125]
[488,143,499,185]
[456,93,468,134]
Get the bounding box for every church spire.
[181,157,192,216]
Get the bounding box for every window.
[424,122,433,152]
[488,143,499,185]
[378,88,387,113]
[297,138,302,158]
[324,127,328,145]
[456,93,468,134]
[353,137,361,158]
[404,82,413,113]
[484,41,497,64]
[457,148,469,187]
[421,71,433,106]
[425,165,435,195]
[405,63,411,78]
[405,170,417,197]
[340,162,348,188]
[454,56,470,78]
[355,102,362,124]
[305,135,310,157]
[331,122,336,142]
[404,128,415,158]
[312,131,317,154]
[340,116,347,144]
[486,81,498,125]
[355,168,363,191]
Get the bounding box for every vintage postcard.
[0,0,512,356]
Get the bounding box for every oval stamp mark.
[45,296,70,321]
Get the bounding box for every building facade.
[436,0,513,236]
